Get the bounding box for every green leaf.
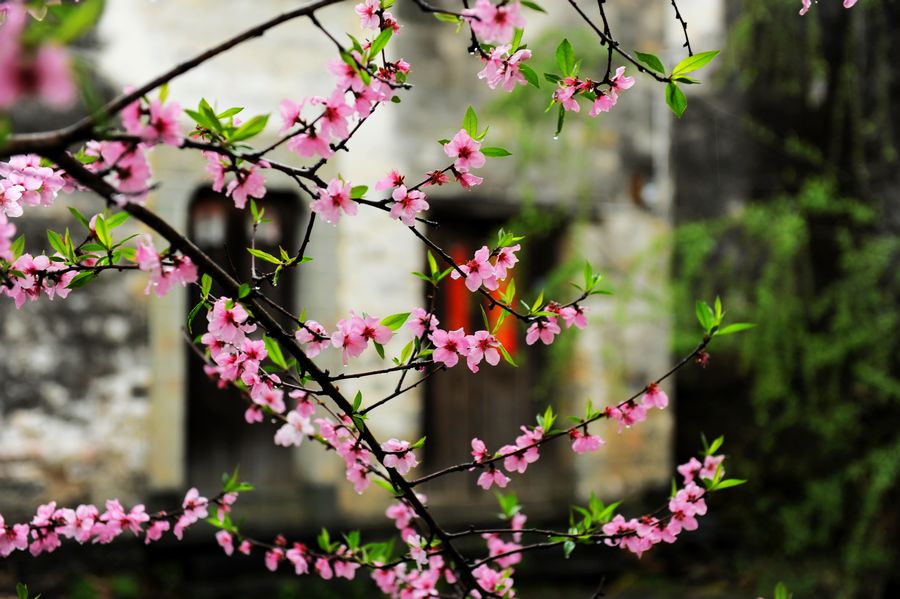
[199,98,223,133]
[237,283,251,299]
[666,82,687,118]
[368,27,394,59]
[247,248,282,265]
[462,106,478,137]
[67,271,95,289]
[373,342,386,360]
[68,206,91,230]
[200,274,213,299]
[774,582,790,599]
[16,583,28,599]
[555,104,566,137]
[94,215,111,249]
[46,230,67,257]
[264,336,288,370]
[544,72,561,84]
[481,147,512,157]
[433,12,461,23]
[351,185,368,199]
[695,300,715,333]
[381,312,410,331]
[498,342,517,367]
[105,211,130,228]
[217,107,244,119]
[555,38,575,77]
[672,50,720,76]
[229,114,269,142]
[187,299,205,334]
[352,391,363,412]
[427,251,439,277]
[520,0,547,12]
[707,435,724,455]
[518,63,540,89]
[711,478,747,491]
[48,0,104,44]
[715,322,757,336]
[635,51,666,73]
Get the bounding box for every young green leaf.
[462,106,478,137]
[555,38,575,77]
[635,51,666,73]
[381,312,410,331]
[264,336,288,370]
[481,147,512,157]
[672,50,719,76]
[247,248,282,265]
[715,323,757,336]
[666,81,687,118]
[518,63,541,88]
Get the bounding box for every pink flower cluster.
[525,301,589,347]
[464,0,526,45]
[800,0,858,15]
[605,382,669,432]
[202,300,319,442]
[0,2,76,109]
[204,152,270,209]
[354,0,400,33]
[310,178,357,225]
[553,67,635,117]
[85,141,152,205]
[121,91,183,147]
[429,327,503,374]
[451,243,519,292]
[0,488,232,559]
[601,454,724,558]
[135,234,198,297]
[0,154,67,217]
[1,253,75,308]
[330,311,393,364]
[470,426,543,490]
[373,501,463,597]
[444,129,486,189]
[317,415,375,493]
[478,45,533,92]
[381,438,419,475]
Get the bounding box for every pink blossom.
[525,317,561,346]
[493,244,520,280]
[274,410,315,447]
[355,0,382,29]
[589,91,617,116]
[327,56,367,93]
[311,178,357,225]
[430,327,471,368]
[641,383,669,410]
[144,520,170,544]
[382,438,419,475]
[606,401,648,432]
[610,66,636,93]
[375,169,405,191]
[315,557,334,580]
[279,98,304,134]
[465,330,501,373]
[287,543,310,575]
[144,98,183,146]
[454,168,484,190]
[570,428,605,454]
[251,381,286,413]
[451,245,498,292]
[478,45,532,92]
[333,558,360,580]
[407,307,439,338]
[225,163,268,209]
[389,185,429,226]
[406,534,429,570]
[0,180,24,218]
[295,320,330,357]
[287,126,334,159]
[477,469,511,490]
[558,304,588,329]
[244,404,264,423]
[315,89,354,140]
[207,298,255,345]
[677,457,702,484]
[444,129,486,171]
[553,81,580,112]
[0,515,29,557]
[331,316,368,364]
[216,530,234,555]
[471,437,490,463]
[266,547,284,571]
[699,454,725,481]
[464,0,525,45]
[472,564,514,597]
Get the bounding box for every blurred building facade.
[0,1,725,531]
